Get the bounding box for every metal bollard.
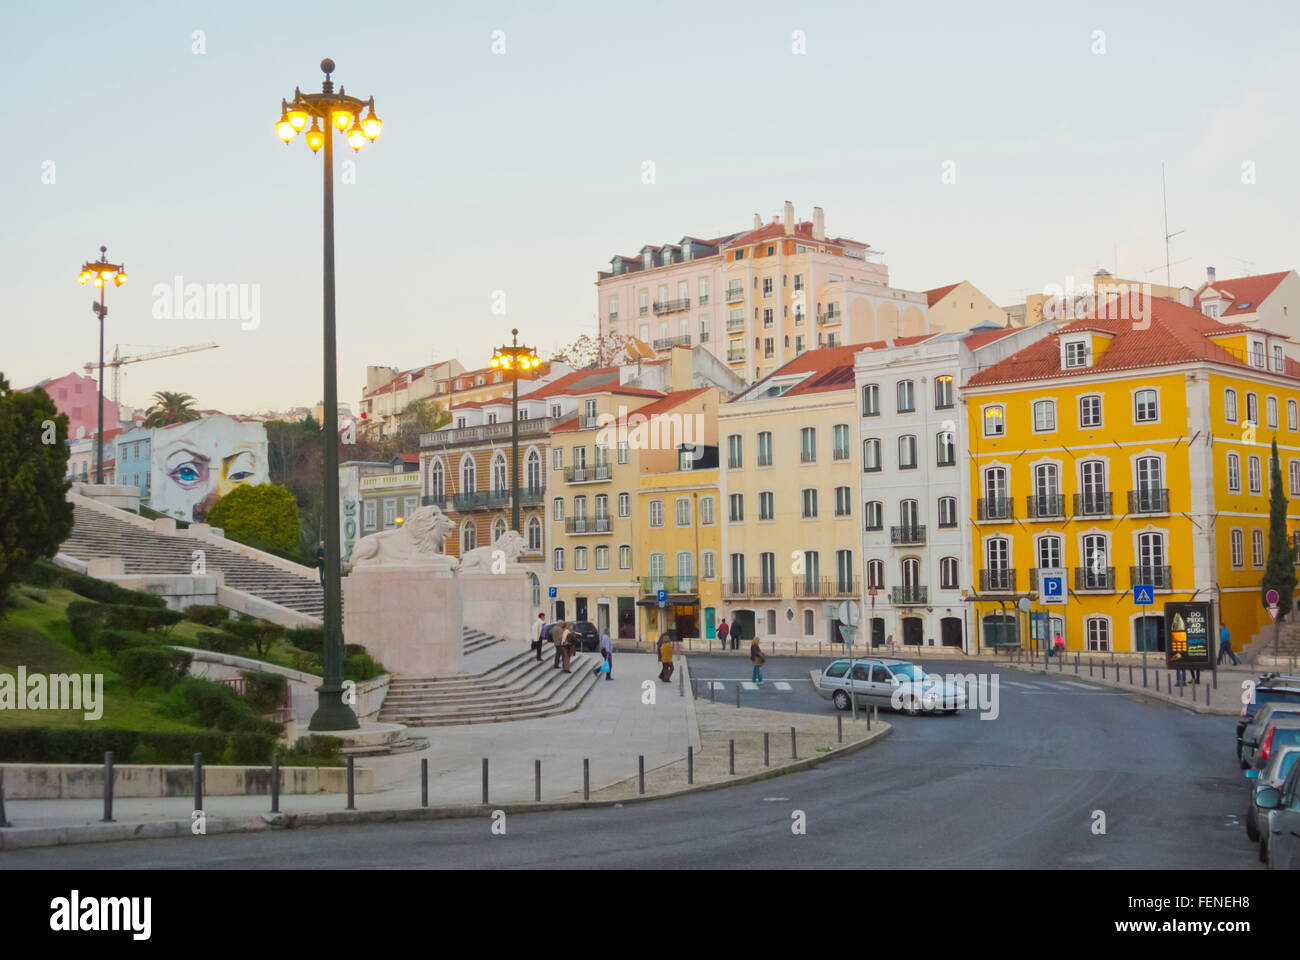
[736,683,741,708]
[795,641,798,655]
[837,714,843,743]
[421,758,428,808]
[678,668,684,697]
[729,739,735,775]
[347,756,356,810]
[688,746,694,784]
[711,681,716,704]
[764,732,770,767]
[535,759,541,802]
[1075,653,1079,674]
[583,758,590,801]
[193,752,203,813]
[482,758,489,804]
[1207,682,1211,706]
[0,768,9,828]
[791,726,797,759]
[1089,659,1093,677]
[1128,664,1133,685]
[102,751,114,823]
[638,755,645,795]
[271,754,280,814]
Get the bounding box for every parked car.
[1257,760,1300,870]
[815,657,967,715]
[569,620,601,652]
[1236,675,1300,766]
[1246,744,1300,853]
[1243,708,1300,772]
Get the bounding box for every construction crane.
[83,342,219,404]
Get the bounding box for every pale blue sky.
[3,0,1298,413]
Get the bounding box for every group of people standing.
[534,614,612,679]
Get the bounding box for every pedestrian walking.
[598,628,613,680]
[561,621,574,673]
[316,541,326,586]
[717,618,729,651]
[534,613,547,661]
[658,633,675,683]
[730,621,741,651]
[750,636,765,684]
[1218,623,1239,665]
[1053,633,1065,657]
[550,619,566,669]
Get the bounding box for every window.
[898,435,917,469]
[1249,455,1262,494]
[1086,617,1111,652]
[940,557,959,590]
[834,486,851,517]
[553,548,564,571]
[729,493,744,522]
[763,336,774,357]
[1227,453,1241,492]
[862,384,880,417]
[1230,529,1244,568]
[762,277,773,298]
[1037,535,1061,570]
[935,375,954,409]
[462,522,477,553]
[866,559,884,589]
[863,438,882,472]
[619,545,631,569]
[761,552,778,594]
[759,491,774,520]
[383,498,397,528]
[986,537,1010,571]
[1290,400,1298,432]
[1137,532,1166,583]
[1080,460,1107,514]
[800,427,817,463]
[595,494,609,520]
[1134,389,1158,422]
[896,380,915,413]
[1274,344,1285,372]
[937,497,957,528]
[700,496,715,525]
[936,431,955,467]
[363,500,376,530]
[1081,535,1108,587]
[1078,395,1102,429]
[1246,392,1258,426]
[527,516,542,551]
[702,550,716,580]
[649,500,664,527]
[799,551,819,595]
[864,501,883,531]
[730,553,745,587]
[801,488,818,519]
[1252,340,1266,368]
[984,405,1005,437]
[757,431,773,466]
[1065,340,1089,368]
[595,546,609,570]
[492,517,507,543]
[617,441,629,464]
[675,497,691,527]
[1135,456,1163,508]
[574,547,588,571]
[1033,400,1056,432]
[618,492,630,517]
[648,552,666,579]
[728,434,743,469]
[833,424,850,461]
[836,550,854,594]
[572,495,587,522]
[1268,396,1279,429]
[804,610,815,637]
[552,447,563,471]
[1224,388,1237,424]
[1291,461,1300,497]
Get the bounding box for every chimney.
[1207,265,1216,284]
[754,213,762,230]
[783,201,794,235]
[812,206,825,241]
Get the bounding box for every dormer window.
[644,252,654,269]
[1202,301,1220,319]
[550,404,562,419]
[682,241,692,260]
[1251,340,1266,368]
[1063,338,1090,369]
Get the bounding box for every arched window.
[940,557,959,590]
[866,559,884,589]
[492,517,507,543]
[429,459,445,500]
[491,451,508,494]
[461,521,477,553]
[460,455,477,494]
[527,516,542,551]
[526,449,542,492]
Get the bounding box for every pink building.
[25,371,120,440]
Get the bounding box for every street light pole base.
[308,686,360,731]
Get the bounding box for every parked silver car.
[815,657,967,715]
[1240,702,1300,769]
[1246,744,1300,856]
[1257,761,1300,870]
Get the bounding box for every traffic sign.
[1133,585,1155,605]
[1267,589,1280,606]
[837,601,860,626]
[1039,567,1066,605]
[548,586,557,599]
[1269,604,1280,621]
[657,588,667,603]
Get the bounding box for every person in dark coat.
[730,620,742,651]
[316,541,326,586]
[551,619,566,668]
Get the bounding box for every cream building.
[922,281,1005,333]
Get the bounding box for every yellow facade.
[636,467,721,645]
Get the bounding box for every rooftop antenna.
[1227,256,1256,277]
[1161,162,1184,288]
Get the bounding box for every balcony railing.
[578,413,604,430]
[700,332,709,343]
[565,516,611,535]
[698,294,709,305]
[653,298,690,315]
[833,577,860,598]
[816,312,841,326]
[421,494,447,508]
[1130,565,1171,590]
[653,335,691,350]
[726,348,746,363]
[726,316,746,332]
[1128,488,1169,514]
[640,576,697,596]
[754,578,782,598]
[1074,566,1116,591]
[979,568,1016,592]
[564,464,611,483]
[421,416,553,448]
[889,585,928,605]
[890,524,927,546]
[1026,493,1065,520]
[452,490,511,511]
[977,497,1014,521]
[1074,491,1112,517]
[608,311,617,322]
[723,579,753,598]
[726,287,745,303]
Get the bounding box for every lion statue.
[350,505,457,568]
[458,530,527,573]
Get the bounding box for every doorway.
[902,617,923,646]
[554,599,566,621]
[732,609,756,643]
[617,597,635,639]
[704,607,716,640]
[940,617,963,648]
[575,596,588,621]
[596,603,609,636]
[871,617,885,648]
[1135,615,1165,652]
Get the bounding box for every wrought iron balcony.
[722,578,753,598]
[754,578,782,598]
[1074,566,1115,591]
[1128,488,1169,514]
[608,311,617,322]
[420,494,447,509]
[640,576,697,596]
[1026,493,1065,520]
[890,524,927,546]
[452,490,511,511]
[1073,491,1112,517]
[816,312,841,326]
[564,464,611,483]
[565,516,611,535]
[653,335,691,350]
[979,568,1016,592]
[1130,565,1171,590]
[833,577,860,598]
[653,298,690,315]
[726,316,746,332]
[889,585,928,605]
[726,286,745,303]
[977,497,1014,521]
[726,347,746,363]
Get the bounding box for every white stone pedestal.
[343,564,463,677]
[461,570,534,645]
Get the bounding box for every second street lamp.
[77,246,127,485]
[489,330,541,533]
[275,58,383,733]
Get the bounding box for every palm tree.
[143,391,202,428]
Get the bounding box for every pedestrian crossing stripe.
[1001,680,1041,689]
[741,682,758,690]
[773,681,792,691]
[707,681,725,690]
[1058,680,1101,690]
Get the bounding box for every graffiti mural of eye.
[228,470,254,483]
[168,460,207,489]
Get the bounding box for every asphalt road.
[3,658,1257,869]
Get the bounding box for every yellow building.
[718,344,864,644]
[637,465,721,645]
[964,293,1300,654]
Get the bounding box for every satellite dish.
[838,601,860,626]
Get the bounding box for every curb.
[0,726,891,851]
[1002,662,1239,716]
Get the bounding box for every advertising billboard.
[1164,602,1213,668]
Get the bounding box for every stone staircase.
[462,628,503,656]
[62,503,328,618]
[378,648,602,726]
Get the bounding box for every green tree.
[1263,436,1297,658]
[143,391,202,428]
[395,398,450,452]
[0,375,74,606]
[206,483,301,556]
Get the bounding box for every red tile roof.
[967,294,1300,388]
[924,283,961,307]
[602,387,712,427]
[723,220,868,251]
[1195,271,1290,316]
[962,326,1020,349]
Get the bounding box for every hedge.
[196,630,249,655]
[162,677,282,736]
[287,626,323,654]
[92,628,161,657]
[60,571,167,608]
[184,604,230,627]
[118,648,193,693]
[67,600,181,648]
[0,728,275,764]
[239,671,288,712]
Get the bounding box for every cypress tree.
[1262,436,1297,658]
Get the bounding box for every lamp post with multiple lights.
[77,247,127,484]
[275,58,382,732]
[489,330,542,533]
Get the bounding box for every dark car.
[569,620,600,652]
[1237,675,1300,765]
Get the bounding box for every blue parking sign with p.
[657,589,667,603]
[1043,576,1063,599]
[548,586,557,599]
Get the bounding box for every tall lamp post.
[275,58,382,732]
[489,330,541,533]
[77,247,127,484]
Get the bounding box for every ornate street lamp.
[276,59,383,732]
[77,246,127,484]
[489,330,541,533]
